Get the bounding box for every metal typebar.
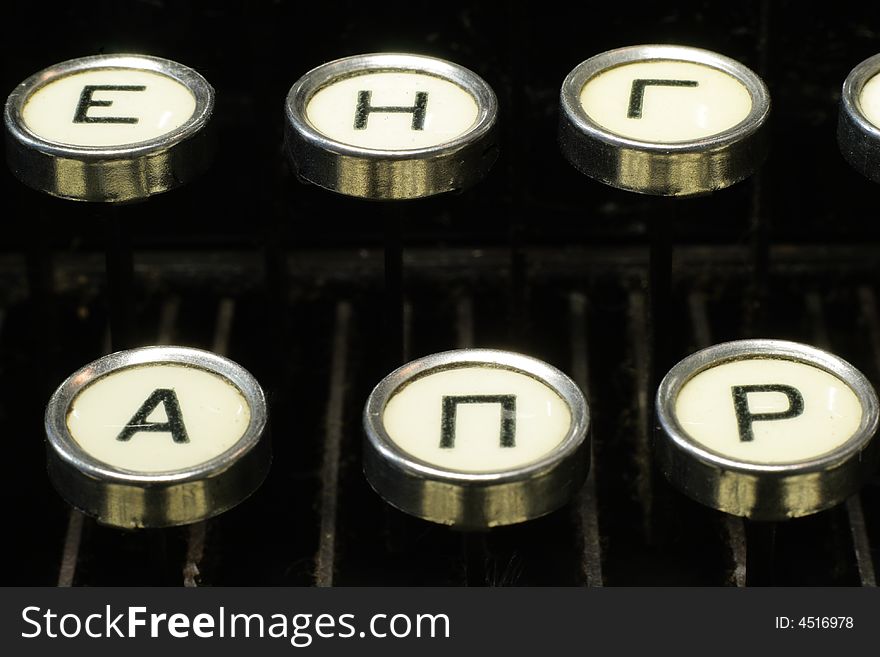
[628,290,654,542]
[315,301,353,587]
[569,292,603,586]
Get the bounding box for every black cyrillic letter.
[354,90,428,130]
[627,79,699,119]
[116,388,189,443]
[73,85,146,124]
[440,395,516,448]
[731,384,804,442]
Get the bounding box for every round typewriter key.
[559,45,770,196]
[45,346,269,529]
[285,53,498,199]
[363,349,590,529]
[655,340,880,520]
[5,54,214,201]
[838,53,880,183]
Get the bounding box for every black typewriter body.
[3,0,880,586]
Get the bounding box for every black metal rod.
[746,176,769,337]
[648,200,675,393]
[103,207,135,352]
[263,195,291,390]
[383,204,405,369]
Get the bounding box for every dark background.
[1,0,880,586]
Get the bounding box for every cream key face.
[674,358,863,464]
[382,365,572,473]
[45,347,269,528]
[579,59,752,143]
[306,71,479,150]
[67,363,251,473]
[21,67,196,148]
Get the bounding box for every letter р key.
[363,349,590,529]
[4,53,214,202]
[654,339,880,520]
[45,347,270,529]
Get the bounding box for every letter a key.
[45,346,270,528]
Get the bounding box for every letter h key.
[354,90,428,130]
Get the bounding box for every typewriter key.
[5,54,215,349]
[284,52,498,199]
[363,349,590,529]
[45,346,269,529]
[559,45,770,196]
[285,53,499,366]
[838,53,880,183]
[4,54,214,202]
[655,340,880,520]
[559,45,772,388]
